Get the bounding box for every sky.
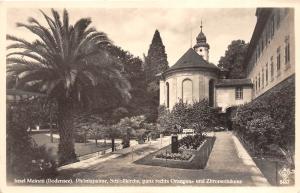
[7,8,257,66]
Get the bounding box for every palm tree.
[6,9,131,165]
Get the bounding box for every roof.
[215,79,253,87]
[244,8,273,74]
[164,48,219,74]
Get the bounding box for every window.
[284,8,289,16]
[285,36,290,65]
[265,31,268,47]
[276,9,281,29]
[270,56,274,79]
[277,46,281,72]
[182,79,193,104]
[258,73,261,89]
[271,15,275,38]
[266,63,268,83]
[255,77,258,92]
[235,87,243,100]
[166,82,169,108]
[262,68,264,87]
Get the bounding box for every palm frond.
[7,52,50,66]
[16,23,58,52]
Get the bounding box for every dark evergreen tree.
[144,30,169,83]
[218,40,249,79]
[144,30,169,122]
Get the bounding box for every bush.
[7,101,57,181]
[74,133,85,143]
[29,146,58,179]
[122,136,130,148]
[179,134,206,150]
[157,99,219,134]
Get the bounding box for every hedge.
[231,75,295,161]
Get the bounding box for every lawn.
[134,136,215,169]
[31,133,113,159]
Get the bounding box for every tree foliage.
[6,9,130,165]
[218,40,249,79]
[144,30,169,122]
[157,99,219,134]
[100,45,148,118]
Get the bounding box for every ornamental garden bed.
[154,151,195,162]
[134,135,216,169]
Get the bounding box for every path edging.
[232,134,270,186]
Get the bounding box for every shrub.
[7,101,58,181]
[29,145,58,179]
[179,134,206,150]
[157,99,219,134]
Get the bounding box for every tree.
[102,45,148,117]
[144,30,169,122]
[144,30,169,83]
[218,40,249,79]
[6,9,131,165]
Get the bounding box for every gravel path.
[57,132,268,186]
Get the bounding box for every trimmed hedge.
[231,75,295,160]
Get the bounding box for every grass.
[31,133,112,159]
[134,136,215,169]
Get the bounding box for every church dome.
[194,22,210,49]
[196,31,207,43]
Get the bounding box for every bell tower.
[193,21,210,62]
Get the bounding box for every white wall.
[248,9,295,99]
[216,87,252,112]
[160,70,218,109]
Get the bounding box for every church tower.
[193,21,210,62]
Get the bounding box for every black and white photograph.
[1,1,298,192]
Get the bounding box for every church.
[159,23,253,112]
[159,8,294,113]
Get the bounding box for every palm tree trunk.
[57,100,77,166]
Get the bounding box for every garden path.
[206,131,269,185]
[57,132,269,186]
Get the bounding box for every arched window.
[182,79,193,104]
[166,82,169,108]
[209,79,215,107]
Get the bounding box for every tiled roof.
[164,48,219,74]
[215,79,253,87]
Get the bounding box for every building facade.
[159,8,294,112]
[245,8,295,99]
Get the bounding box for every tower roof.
[163,48,219,75]
[194,21,210,49]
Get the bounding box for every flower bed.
[135,136,216,169]
[178,134,206,150]
[155,150,193,161]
